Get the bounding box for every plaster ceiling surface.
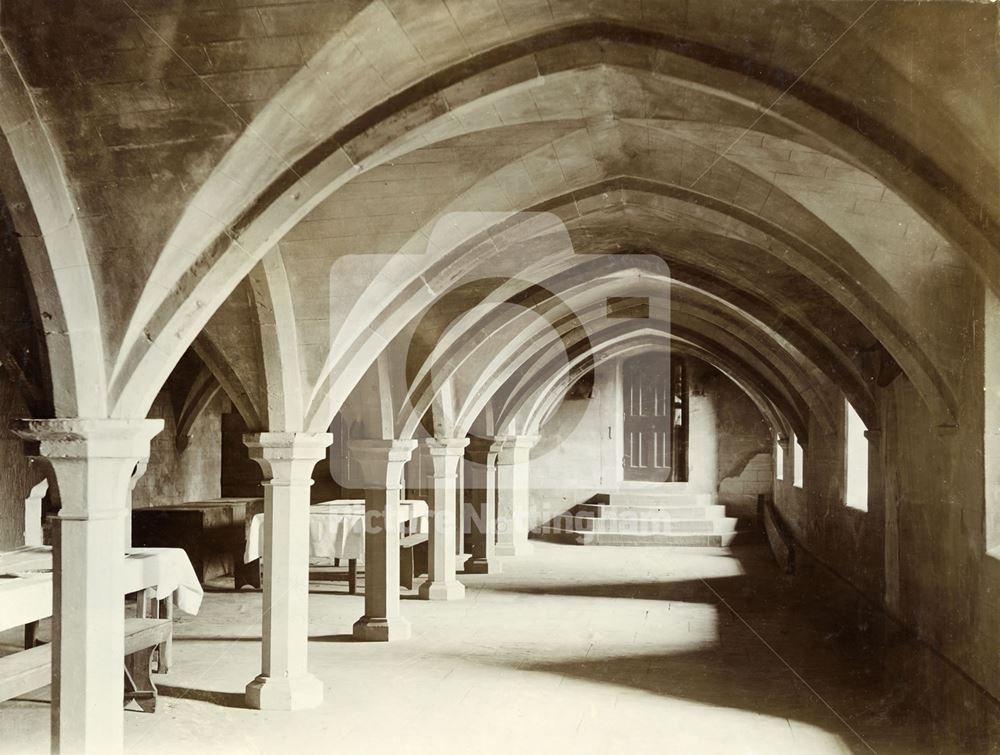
[0,0,993,429]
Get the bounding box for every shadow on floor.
[474,577,728,603]
[204,569,358,594]
[311,633,359,643]
[173,633,365,643]
[172,635,261,642]
[479,545,883,653]
[156,684,247,709]
[461,543,1000,754]
[511,647,882,753]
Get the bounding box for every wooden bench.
[134,588,174,672]
[0,643,50,704]
[342,559,358,595]
[325,538,424,592]
[0,618,171,712]
[123,618,172,712]
[254,534,425,594]
[399,533,429,590]
[306,558,359,594]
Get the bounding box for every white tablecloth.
[0,546,55,633]
[244,499,429,564]
[0,546,51,574]
[0,545,203,631]
[126,547,203,615]
[0,574,52,634]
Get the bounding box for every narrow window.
[775,438,784,481]
[845,400,869,511]
[793,433,804,488]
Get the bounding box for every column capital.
[13,418,164,521]
[244,431,333,458]
[13,417,164,460]
[422,437,470,456]
[349,439,417,487]
[495,435,539,464]
[244,432,332,484]
[422,437,469,478]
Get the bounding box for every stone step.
[606,492,717,508]
[552,516,739,535]
[576,503,728,520]
[536,528,741,547]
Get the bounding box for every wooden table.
[0,546,202,644]
[243,500,429,593]
[244,500,429,561]
[0,545,201,700]
[132,497,264,587]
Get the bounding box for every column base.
[353,615,411,642]
[496,541,533,557]
[245,673,323,710]
[418,579,465,601]
[462,557,502,574]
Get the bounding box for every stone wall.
[220,407,264,498]
[699,365,773,520]
[0,375,45,550]
[771,288,1000,703]
[0,197,49,549]
[132,390,223,509]
[527,365,608,529]
[882,356,1000,702]
[718,452,774,520]
[773,397,884,603]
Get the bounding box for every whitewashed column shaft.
[419,438,468,600]
[495,436,537,557]
[351,439,416,641]
[463,438,501,574]
[244,432,332,710]
[14,418,163,755]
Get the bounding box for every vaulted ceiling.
[0,0,995,441]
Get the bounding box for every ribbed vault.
[0,10,971,426]
[0,1,990,438]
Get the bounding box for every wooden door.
[622,353,672,482]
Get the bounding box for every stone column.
[455,458,466,561]
[351,439,416,641]
[462,438,501,574]
[418,438,469,600]
[13,418,163,755]
[495,435,537,557]
[867,427,898,612]
[243,432,332,710]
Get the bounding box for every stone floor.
[2,542,998,754]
